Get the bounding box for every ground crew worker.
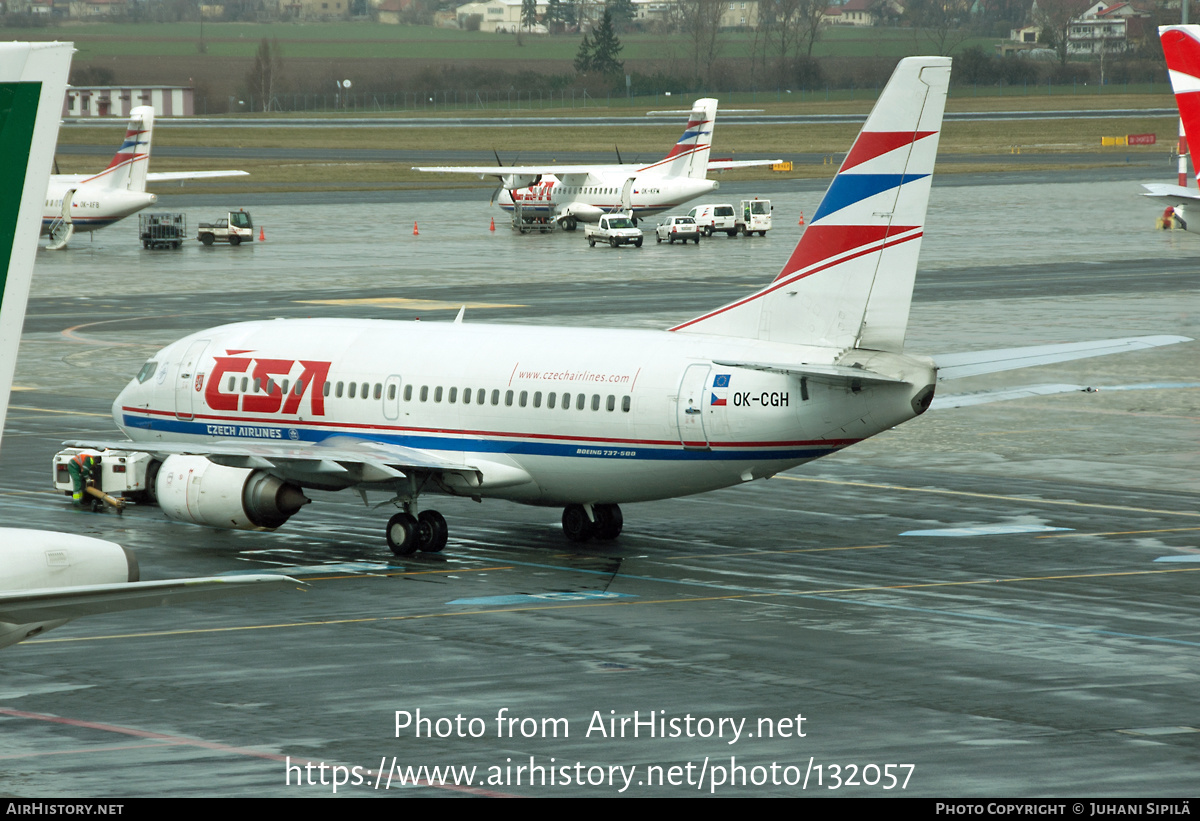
[67,451,101,509]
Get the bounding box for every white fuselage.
[42,176,157,234]
[501,171,719,223]
[113,318,932,507]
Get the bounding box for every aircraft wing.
[712,359,906,386]
[64,436,532,491]
[934,335,1191,380]
[707,159,783,170]
[147,171,249,182]
[412,165,599,178]
[0,574,297,624]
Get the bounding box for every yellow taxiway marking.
[30,565,1200,645]
[663,544,890,560]
[9,405,112,418]
[778,476,1200,519]
[297,298,524,310]
[301,565,513,581]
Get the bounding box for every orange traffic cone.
[413,221,419,236]
[258,226,265,242]
[798,211,805,226]
[489,218,495,232]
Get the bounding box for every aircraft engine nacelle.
[501,174,541,190]
[155,455,310,532]
[558,202,604,222]
[0,531,140,650]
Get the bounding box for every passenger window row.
[221,376,633,413]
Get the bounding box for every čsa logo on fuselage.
[204,356,331,416]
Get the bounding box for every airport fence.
[212,79,1169,115]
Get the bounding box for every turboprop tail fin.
[85,105,153,192]
[647,98,716,180]
[671,58,950,352]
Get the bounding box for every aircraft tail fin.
[655,98,716,180]
[670,57,950,352]
[87,105,153,192]
[1161,26,1200,187]
[0,42,73,454]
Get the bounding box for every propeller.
[490,148,505,205]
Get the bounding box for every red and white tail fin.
[1160,26,1200,187]
[671,58,950,353]
[84,105,153,192]
[640,98,716,180]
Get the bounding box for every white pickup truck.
[585,214,643,248]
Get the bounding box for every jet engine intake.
[155,455,310,531]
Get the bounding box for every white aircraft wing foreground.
[73,56,1190,558]
[1,575,291,623]
[0,42,294,651]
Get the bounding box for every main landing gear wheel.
[593,503,623,540]
[386,512,419,555]
[562,504,595,543]
[416,510,448,553]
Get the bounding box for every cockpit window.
[136,361,158,384]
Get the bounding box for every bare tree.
[1033,0,1095,65]
[905,0,975,56]
[670,0,726,86]
[757,0,825,86]
[248,38,283,112]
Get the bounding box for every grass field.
[3,22,1005,61]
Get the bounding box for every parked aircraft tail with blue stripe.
[671,57,950,352]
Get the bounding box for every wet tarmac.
[2,172,1198,797]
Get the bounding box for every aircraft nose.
[112,382,132,426]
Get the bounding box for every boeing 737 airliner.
[76,57,1188,556]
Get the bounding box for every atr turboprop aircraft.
[75,57,1188,557]
[43,104,246,248]
[414,98,779,230]
[1143,24,1200,230]
[0,42,290,650]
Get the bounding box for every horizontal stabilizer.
[934,335,1191,380]
[148,171,249,183]
[931,383,1087,409]
[0,574,297,623]
[1141,183,1200,203]
[706,159,782,171]
[712,358,906,386]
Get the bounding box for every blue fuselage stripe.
[119,413,836,462]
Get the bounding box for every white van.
[687,203,738,237]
